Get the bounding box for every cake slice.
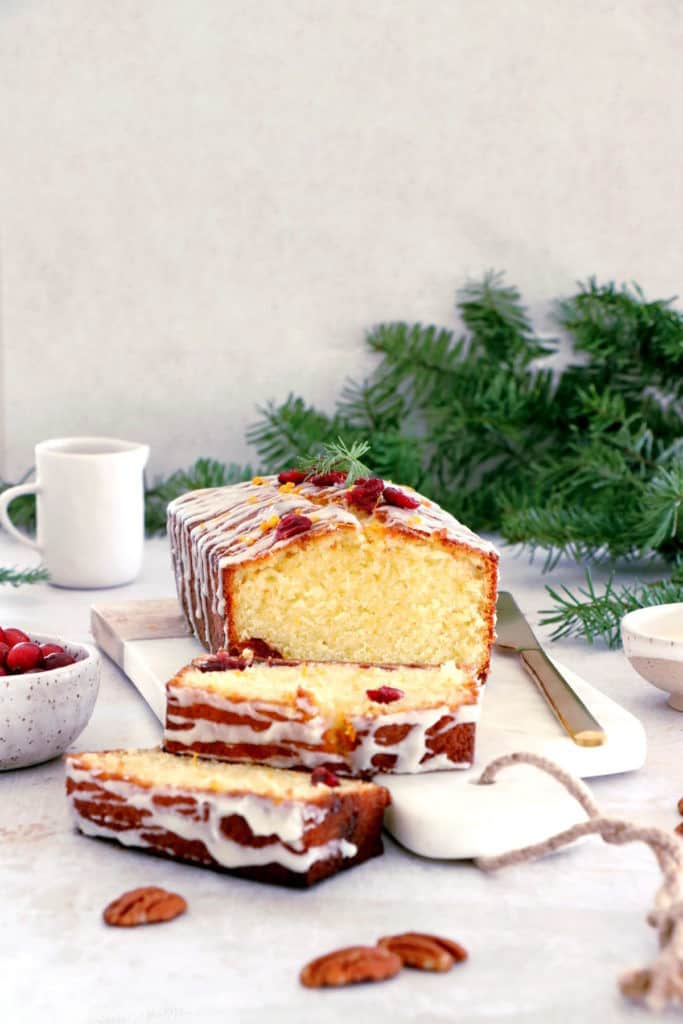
[168,474,498,677]
[65,748,389,888]
[164,651,481,774]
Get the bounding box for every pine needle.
[0,565,49,587]
[541,568,683,648]
[297,437,372,485]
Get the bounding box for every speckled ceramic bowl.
[0,633,100,770]
[621,603,683,711]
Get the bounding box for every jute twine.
[474,751,683,1012]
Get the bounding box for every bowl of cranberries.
[0,627,100,770]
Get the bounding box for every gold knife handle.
[520,648,607,748]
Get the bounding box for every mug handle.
[0,483,42,551]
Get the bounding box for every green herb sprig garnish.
[296,438,372,486]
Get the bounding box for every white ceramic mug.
[0,437,150,588]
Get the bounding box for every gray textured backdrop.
[1,0,681,479]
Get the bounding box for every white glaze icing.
[167,476,498,651]
[165,680,481,773]
[66,762,358,873]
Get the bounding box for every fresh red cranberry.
[346,477,384,513]
[42,651,76,671]
[3,628,30,647]
[311,766,341,787]
[6,642,43,673]
[277,469,308,484]
[0,642,10,666]
[40,643,65,657]
[275,512,313,542]
[383,486,420,510]
[0,665,6,676]
[366,685,405,704]
[310,471,347,486]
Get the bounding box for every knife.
[495,591,606,748]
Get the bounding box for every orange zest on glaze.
[260,515,281,532]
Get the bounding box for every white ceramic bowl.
[621,603,683,711]
[0,633,100,770]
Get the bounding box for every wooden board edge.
[90,606,125,668]
[90,598,191,651]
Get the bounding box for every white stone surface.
[0,532,679,1022]
[1,1,683,477]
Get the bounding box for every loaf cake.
[164,651,480,773]
[65,748,390,888]
[168,473,498,677]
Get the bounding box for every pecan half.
[678,797,683,816]
[103,886,187,927]
[300,945,402,988]
[378,932,468,971]
[675,822,683,838]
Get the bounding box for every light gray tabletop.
[1,534,678,1024]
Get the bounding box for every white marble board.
[91,600,647,861]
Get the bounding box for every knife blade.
[495,591,606,748]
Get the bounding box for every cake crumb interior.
[231,527,492,670]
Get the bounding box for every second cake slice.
[164,651,481,774]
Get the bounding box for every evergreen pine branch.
[555,278,683,407]
[0,565,49,586]
[0,483,46,587]
[458,269,555,366]
[247,395,341,469]
[500,504,643,569]
[541,567,683,648]
[0,482,37,533]
[365,322,466,406]
[630,458,683,551]
[363,429,428,488]
[337,374,408,432]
